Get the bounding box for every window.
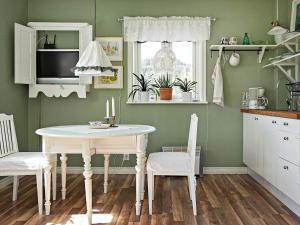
[127,41,207,104]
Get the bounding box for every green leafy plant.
[128,73,155,100]
[175,78,197,92]
[152,74,176,89]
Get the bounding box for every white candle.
[106,100,110,118]
[112,97,115,117]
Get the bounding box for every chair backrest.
[0,114,19,157]
[187,114,198,174]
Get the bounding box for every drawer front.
[279,118,300,136]
[278,159,300,205]
[279,133,300,166]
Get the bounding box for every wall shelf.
[263,53,300,83]
[263,53,300,68]
[210,45,276,51]
[209,45,276,63]
[273,32,300,52]
[262,32,300,83]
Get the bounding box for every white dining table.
[36,124,155,224]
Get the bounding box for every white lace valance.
[123,16,211,42]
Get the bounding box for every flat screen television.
[37,51,79,78]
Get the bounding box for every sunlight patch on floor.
[64,214,113,225]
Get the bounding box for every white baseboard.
[58,166,247,175]
[248,168,300,217]
[203,167,247,174]
[0,167,248,189]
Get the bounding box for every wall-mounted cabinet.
[14,22,93,98]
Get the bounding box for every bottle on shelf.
[242,33,251,45]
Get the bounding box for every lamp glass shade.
[74,41,114,77]
[152,42,176,74]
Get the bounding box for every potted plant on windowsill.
[128,73,154,102]
[152,75,175,100]
[175,78,197,102]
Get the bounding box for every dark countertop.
[240,109,300,120]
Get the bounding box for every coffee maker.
[248,87,268,109]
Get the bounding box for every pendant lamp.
[74,0,115,77]
[153,42,176,75]
[267,0,288,44]
[74,41,115,77]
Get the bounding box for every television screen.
[37,51,79,78]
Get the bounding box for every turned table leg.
[103,154,110,194]
[60,153,68,200]
[135,134,147,216]
[82,149,93,225]
[44,153,53,215]
[135,152,143,216]
[140,153,146,200]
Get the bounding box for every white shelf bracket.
[283,43,295,53]
[258,46,267,64]
[276,65,296,83]
[218,46,224,57]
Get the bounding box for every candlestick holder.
[104,117,111,125]
[110,116,118,127]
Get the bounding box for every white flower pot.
[182,92,192,102]
[139,92,149,102]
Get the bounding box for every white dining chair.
[147,114,198,215]
[0,113,57,214]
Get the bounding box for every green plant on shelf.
[175,78,197,92]
[128,73,155,100]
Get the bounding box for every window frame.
[127,41,207,104]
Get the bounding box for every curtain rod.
[117,17,217,22]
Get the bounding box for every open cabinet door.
[14,23,36,84]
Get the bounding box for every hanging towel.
[211,55,224,107]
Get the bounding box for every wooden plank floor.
[0,174,300,225]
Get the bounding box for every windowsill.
[127,99,208,105]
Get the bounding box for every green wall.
[25,0,289,167]
[0,0,28,151]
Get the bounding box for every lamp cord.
[276,0,279,21]
[94,0,97,38]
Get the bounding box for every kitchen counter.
[240,109,300,119]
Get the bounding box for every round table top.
[36,124,156,138]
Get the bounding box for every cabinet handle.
[283,122,289,126]
[283,137,289,141]
[283,165,289,170]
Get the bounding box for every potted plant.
[128,73,155,102]
[175,78,197,102]
[152,75,175,100]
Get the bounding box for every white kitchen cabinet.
[14,22,93,98]
[278,158,300,205]
[243,114,264,176]
[263,116,280,186]
[279,132,300,167]
[243,113,300,205]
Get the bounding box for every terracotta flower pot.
[159,88,172,100]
